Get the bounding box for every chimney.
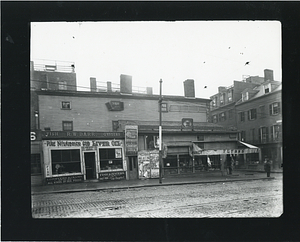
[218,86,226,93]
[264,69,274,82]
[90,77,97,92]
[107,81,112,92]
[120,74,132,94]
[146,87,153,95]
[184,79,195,98]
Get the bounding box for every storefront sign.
[41,131,123,139]
[105,101,124,111]
[99,171,126,181]
[193,148,259,155]
[125,125,138,156]
[46,175,84,185]
[43,140,123,147]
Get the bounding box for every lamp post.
[159,79,163,184]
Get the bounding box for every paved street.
[32,175,282,218]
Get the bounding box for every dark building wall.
[38,93,209,132]
[31,70,77,91]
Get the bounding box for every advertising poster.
[125,125,138,156]
[138,150,159,179]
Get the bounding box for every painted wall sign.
[43,140,123,147]
[125,125,138,156]
[182,118,193,129]
[99,171,126,181]
[46,175,84,185]
[105,101,124,111]
[41,131,124,139]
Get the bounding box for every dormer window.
[228,89,233,102]
[220,93,225,105]
[264,83,271,93]
[242,92,249,101]
[212,96,218,107]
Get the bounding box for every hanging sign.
[125,125,138,156]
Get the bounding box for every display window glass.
[99,148,123,170]
[51,149,81,174]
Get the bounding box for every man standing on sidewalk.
[264,157,272,177]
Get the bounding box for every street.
[32,176,282,218]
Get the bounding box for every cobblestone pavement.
[32,177,282,218]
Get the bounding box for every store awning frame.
[238,141,259,149]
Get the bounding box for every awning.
[238,141,259,149]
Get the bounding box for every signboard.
[99,171,126,181]
[105,101,124,111]
[138,150,159,179]
[193,148,259,155]
[43,140,123,148]
[41,131,124,139]
[46,175,84,185]
[182,118,193,129]
[125,125,138,156]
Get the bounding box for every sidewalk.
[31,170,282,195]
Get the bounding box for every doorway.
[84,152,96,180]
[128,156,138,179]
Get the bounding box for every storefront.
[39,131,127,185]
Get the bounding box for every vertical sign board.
[125,125,138,156]
[138,150,159,179]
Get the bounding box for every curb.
[31,176,275,195]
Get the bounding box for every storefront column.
[192,155,195,173]
[177,154,180,174]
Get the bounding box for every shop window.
[163,156,177,168]
[62,121,73,131]
[269,102,280,115]
[239,112,245,122]
[259,105,266,118]
[248,108,257,120]
[99,148,123,170]
[61,101,71,109]
[51,149,81,174]
[31,154,41,174]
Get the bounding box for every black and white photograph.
[30,20,283,219]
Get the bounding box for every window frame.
[264,83,271,93]
[242,92,249,102]
[61,101,71,110]
[51,149,82,175]
[248,108,257,120]
[219,112,226,122]
[161,102,168,112]
[212,115,218,123]
[269,102,281,115]
[228,89,233,102]
[239,112,245,122]
[99,148,124,171]
[58,80,67,90]
[220,93,225,105]
[62,121,73,131]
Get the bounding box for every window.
[240,131,246,141]
[62,121,73,131]
[219,112,226,122]
[269,102,280,115]
[212,115,218,123]
[228,109,234,119]
[239,112,245,122]
[259,105,266,118]
[228,89,233,102]
[197,135,204,141]
[248,108,257,120]
[161,103,168,112]
[264,83,271,93]
[31,154,41,174]
[259,127,269,143]
[51,149,81,174]
[99,148,123,170]
[242,92,249,101]
[58,81,67,90]
[212,96,218,107]
[270,125,282,141]
[61,101,71,109]
[220,93,225,105]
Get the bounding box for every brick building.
[31,65,260,185]
[209,69,282,169]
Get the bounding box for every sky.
[31,21,281,99]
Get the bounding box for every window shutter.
[269,104,272,115]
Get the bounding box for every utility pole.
[159,79,163,184]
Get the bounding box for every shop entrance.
[84,152,96,180]
[128,156,138,179]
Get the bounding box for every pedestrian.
[264,157,272,177]
[220,158,225,176]
[226,157,232,175]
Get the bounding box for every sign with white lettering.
[43,140,123,148]
[46,175,84,185]
[125,125,138,156]
[98,171,126,181]
[41,131,124,139]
